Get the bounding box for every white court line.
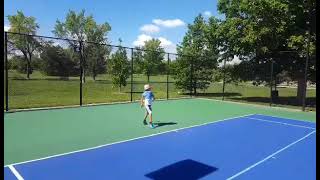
[226,130,316,180]
[5,97,191,113]
[4,114,254,167]
[245,117,316,130]
[196,97,316,113]
[8,165,24,180]
[255,114,316,124]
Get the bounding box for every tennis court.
[4,98,316,179]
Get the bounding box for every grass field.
[4,70,316,110]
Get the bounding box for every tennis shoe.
[149,123,155,129]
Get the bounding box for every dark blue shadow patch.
[145,159,218,180]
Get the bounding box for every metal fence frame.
[4,31,312,111]
[4,31,197,111]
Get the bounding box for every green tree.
[140,39,165,82]
[109,40,130,92]
[174,15,219,94]
[7,11,40,79]
[53,9,111,82]
[84,18,111,80]
[40,43,77,78]
[217,0,316,102]
[132,48,144,74]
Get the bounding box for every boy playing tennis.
[141,84,155,128]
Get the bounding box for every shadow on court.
[145,159,218,180]
[153,122,177,128]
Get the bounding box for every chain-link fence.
[4,32,194,111]
[5,32,81,109]
[191,51,315,111]
[219,56,271,106]
[267,51,316,111]
[306,52,316,110]
[82,43,132,104]
[4,32,315,111]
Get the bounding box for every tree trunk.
[297,77,305,104]
[26,61,30,79]
[119,84,121,93]
[147,75,150,82]
[82,69,86,83]
[193,79,197,95]
[26,54,32,79]
[93,69,96,81]
[92,66,97,81]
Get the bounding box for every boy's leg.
[143,112,148,125]
[149,114,154,128]
[146,105,152,123]
[144,112,148,120]
[149,113,153,123]
[147,105,154,128]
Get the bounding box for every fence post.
[131,48,133,102]
[302,14,311,111]
[5,32,9,111]
[222,58,226,100]
[269,59,274,106]
[167,53,170,99]
[79,41,83,106]
[190,56,193,97]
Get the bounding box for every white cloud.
[4,25,10,31]
[140,24,160,34]
[53,42,61,46]
[132,35,176,53]
[158,37,176,53]
[152,19,185,28]
[158,37,173,47]
[163,44,177,54]
[133,34,153,47]
[226,55,241,65]
[203,11,212,17]
[218,55,241,67]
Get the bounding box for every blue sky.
[4,0,223,53]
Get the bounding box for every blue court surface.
[4,114,316,180]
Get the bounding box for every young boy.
[141,84,155,128]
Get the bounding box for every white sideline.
[196,97,316,113]
[4,114,254,167]
[255,114,316,124]
[226,130,316,180]
[4,97,191,113]
[245,117,316,130]
[8,165,24,180]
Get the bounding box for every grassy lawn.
[4,70,187,109]
[195,82,316,111]
[4,70,316,110]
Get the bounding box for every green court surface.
[4,98,316,166]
